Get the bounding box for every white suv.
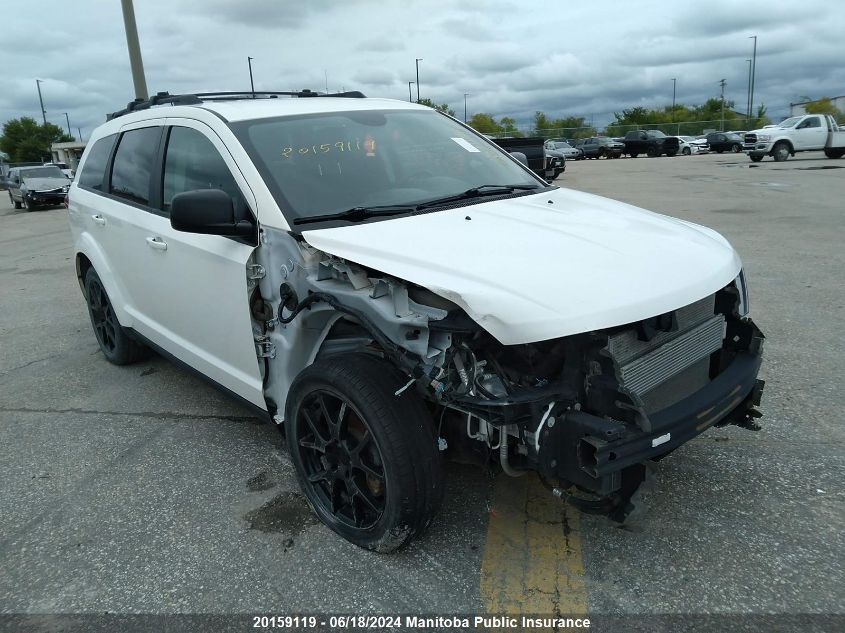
[69,91,765,551]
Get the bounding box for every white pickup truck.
[744,114,845,162]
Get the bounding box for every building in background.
[50,141,87,171]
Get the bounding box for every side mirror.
[170,189,254,237]
[509,151,529,167]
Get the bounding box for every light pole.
[77,127,83,142]
[408,81,415,102]
[746,59,752,121]
[248,57,255,98]
[749,35,757,120]
[671,78,676,123]
[415,58,422,102]
[61,112,72,138]
[35,79,47,124]
[120,0,148,100]
[719,78,727,131]
[464,93,469,122]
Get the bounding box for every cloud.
[0,0,840,138]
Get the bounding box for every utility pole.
[746,59,752,122]
[248,57,255,98]
[719,79,727,131]
[408,81,414,102]
[671,78,677,122]
[62,112,72,138]
[35,79,47,124]
[77,127,83,142]
[464,93,469,122]
[415,58,422,102]
[749,35,757,121]
[120,0,148,100]
[324,69,329,94]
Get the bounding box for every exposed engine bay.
[250,227,765,521]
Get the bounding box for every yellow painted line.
[480,474,588,617]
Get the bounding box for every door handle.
[146,236,167,251]
[92,214,106,225]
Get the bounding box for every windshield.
[554,142,573,149]
[777,117,802,128]
[21,166,65,179]
[231,109,540,223]
[646,130,667,138]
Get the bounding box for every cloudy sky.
[1,0,842,141]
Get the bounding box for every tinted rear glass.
[110,127,161,205]
[78,134,116,191]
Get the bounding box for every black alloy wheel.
[295,389,387,531]
[87,273,119,355]
[286,354,444,552]
[84,267,150,364]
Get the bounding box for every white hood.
[302,188,741,345]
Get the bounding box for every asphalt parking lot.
[1,152,843,622]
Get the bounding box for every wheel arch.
[773,138,794,154]
[73,235,133,327]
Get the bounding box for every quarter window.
[110,127,161,205]
[78,134,116,191]
[162,127,245,213]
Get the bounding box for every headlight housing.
[757,134,770,142]
[734,270,749,316]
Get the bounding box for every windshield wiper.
[416,184,542,209]
[293,205,417,226]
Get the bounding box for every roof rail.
[106,89,367,121]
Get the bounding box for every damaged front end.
[252,231,764,522]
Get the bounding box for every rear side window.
[110,127,161,205]
[77,134,116,191]
[162,126,245,212]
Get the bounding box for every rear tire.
[629,153,638,158]
[772,141,790,162]
[682,147,691,156]
[749,154,764,162]
[285,353,444,553]
[824,148,844,158]
[84,268,150,365]
[647,146,659,158]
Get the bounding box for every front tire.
[749,154,764,162]
[682,147,691,155]
[285,354,444,553]
[731,143,741,153]
[84,268,150,365]
[772,141,790,162]
[23,197,36,211]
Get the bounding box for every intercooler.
[606,295,724,414]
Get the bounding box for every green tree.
[0,117,73,162]
[468,113,503,134]
[532,112,595,138]
[416,98,456,117]
[803,97,844,123]
[498,116,521,136]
